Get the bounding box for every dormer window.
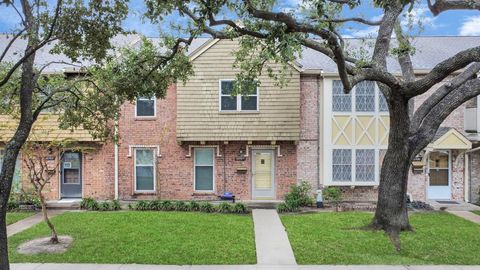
[136,96,156,117]
[219,80,258,112]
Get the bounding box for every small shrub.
[7,195,20,211]
[173,200,188,211]
[277,202,294,213]
[217,202,233,213]
[233,203,249,214]
[111,199,121,211]
[99,201,111,211]
[278,181,314,213]
[188,201,200,211]
[323,187,342,211]
[199,201,215,213]
[80,198,99,211]
[149,200,162,210]
[160,200,173,211]
[133,200,150,211]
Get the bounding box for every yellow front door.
[252,150,275,199]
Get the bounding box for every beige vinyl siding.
[177,39,301,142]
[0,114,95,142]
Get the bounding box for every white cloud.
[459,16,480,36]
[400,6,437,30]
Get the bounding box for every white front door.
[427,151,451,200]
[252,150,275,199]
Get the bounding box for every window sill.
[134,117,157,121]
[192,192,216,196]
[219,111,260,115]
[134,191,156,195]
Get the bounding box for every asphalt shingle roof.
[1,34,480,73]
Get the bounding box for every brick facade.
[116,85,297,201]
[297,75,320,191]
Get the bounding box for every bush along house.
[2,35,480,204]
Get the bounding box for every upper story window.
[136,96,156,117]
[332,80,388,113]
[220,80,258,112]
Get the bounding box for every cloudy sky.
[1,0,480,37]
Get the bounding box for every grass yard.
[6,212,35,226]
[9,211,256,264]
[281,212,480,265]
[472,211,480,216]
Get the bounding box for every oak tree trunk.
[0,37,37,270]
[370,95,414,250]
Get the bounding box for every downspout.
[316,72,322,190]
[223,144,226,193]
[114,97,119,200]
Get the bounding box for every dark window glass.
[241,96,257,110]
[221,96,237,110]
[136,97,155,117]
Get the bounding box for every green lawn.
[9,211,256,264]
[281,212,480,265]
[6,212,35,226]
[472,211,480,216]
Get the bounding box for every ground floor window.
[194,148,214,191]
[135,148,155,192]
[0,149,21,192]
[331,148,381,184]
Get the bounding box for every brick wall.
[117,85,297,201]
[18,143,112,201]
[470,151,480,204]
[297,75,320,191]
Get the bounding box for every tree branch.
[405,46,480,96]
[0,28,26,64]
[411,62,480,131]
[428,0,480,16]
[411,77,480,154]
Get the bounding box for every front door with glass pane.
[61,152,82,198]
[252,150,275,199]
[428,151,451,200]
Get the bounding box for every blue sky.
[1,0,480,37]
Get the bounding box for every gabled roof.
[187,38,303,72]
[428,127,472,150]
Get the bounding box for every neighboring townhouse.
[1,35,480,203]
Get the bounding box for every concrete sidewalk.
[252,209,296,265]
[7,210,66,237]
[448,211,480,224]
[10,264,480,270]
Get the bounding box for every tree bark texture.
[371,94,414,250]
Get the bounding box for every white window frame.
[324,78,388,186]
[193,147,215,192]
[134,148,156,193]
[427,150,451,186]
[218,79,259,112]
[135,96,156,118]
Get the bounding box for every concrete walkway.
[10,264,480,270]
[7,210,66,237]
[252,209,296,265]
[448,210,480,224]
